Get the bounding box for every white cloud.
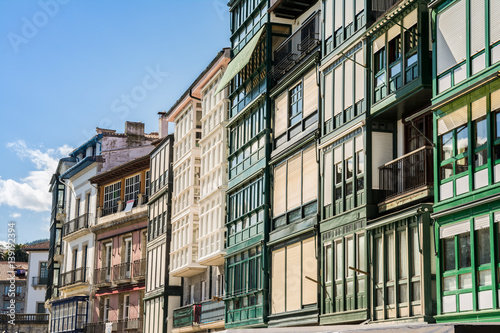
[9,212,21,218]
[0,141,72,212]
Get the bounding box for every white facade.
[198,70,229,266]
[170,101,204,277]
[26,249,49,313]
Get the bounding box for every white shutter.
[345,0,354,26]
[491,88,500,111]
[388,24,400,42]
[356,0,364,15]
[344,140,353,159]
[474,215,490,230]
[470,0,486,55]
[440,220,470,239]
[302,146,318,203]
[275,92,288,136]
[437,106,468,135]
[272,249,286,314]
[344,59,353,108]
[373,35,385,53]
[287,153,302,211]
[334,64,343,116]
[355,49,365,103]
[490,0,500,45]
[436,0,466,74]
[302,238,317,305]
[273,163,286,217]
[286,243,302,311]
[324,72,333,121]
[355,135,364,152]
[303,69,318,117]
[335,0,343,30]
[325,0,333,40]
[323,150,333,205]
[403,9,418,29]
[471,97,487,121]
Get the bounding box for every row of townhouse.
[44,0,500,332]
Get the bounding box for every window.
[123,295,130,320]
[125,174,140,204]
[39,262,48,284]
[289,83,303,126]
[37,302,45,314]
[124,237,132,277]
[103,297,110,322]
[105,243,112,280]
[103,181,121,215]
[324,0,365,51]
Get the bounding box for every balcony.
[84,319,142,333]
[378,146,433,212]
[270,0,318,19]
[60,267,88,288]
[271,11,320,82]
[173,304,201,329]
[113,262,132,283]
[200,299,225,326]
[96,196,148,228]
[372,0,402,21]
[94,267,112,287]
[32,276,48,286]
[132,258,146,280]
[63,213,90,239]
[0,313,49,324]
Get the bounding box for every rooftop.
[24,241,50,252]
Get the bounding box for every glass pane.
[475,117,487,147]
[399,284,408,303]
[443,237,456,271]
[477,227,491,265]
[475,149,488,167]
[459,273,472,289]
[456,157,468,174]
[346,158,353,179]
[387,286,395,304]
[441,163,454,179]
[357,234,365,272]
[496,112,500,138]
[335,162,343,184]
[443,276,456,291]
[458,232,471,268]
[456,125,468,155]
[441,132,453,160]
[357,151,364,175]
[412,281,420,301]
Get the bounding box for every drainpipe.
[189,89,202,101]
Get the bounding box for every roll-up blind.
[404,9,418,29]
[324,72,333,121]
[490,0,500,45]
[272,249,286,314]
[373,35,385,53]
[335,0,343,30]
[273,163,287,217]
[356,0,364,14]
[275,92,288,136]
[491,89,500,111]
[471,97,486,121]
[388,25,400,42]
[470,0,485,55]
[303,69,318,117]
[345,0,354,26]
[440,220,470,239]
[302,146,318,203]
[324,150,333,205]
[344,140,353,159]
[334,146,342,163]
[344,59,353,108]
[355,50,365,103]
[436,0,466,74]
[287,154,302,211]
[286,243,302,311]
[474,215,490,230]
[302,237,317,305]
[495,212,500,223]
[437,106,468,135]
[159,149,165,178]
[334,65,343,116]
[325,0,333,40]
[355,135,364,151]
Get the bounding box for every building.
[430,0,500,322]
[1,262,28,314]
[25,241,50,314]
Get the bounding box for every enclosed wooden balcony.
[173,304,201,329]
[200,299,225,327]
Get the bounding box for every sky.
[0,0,231,244]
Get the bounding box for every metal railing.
[272,11,320,81]
[62,213,90,237]
[32,276,48,286]
[113,262,132,281]
[200,299,225,324]
[379,146,433,202]
[0,313,48,324]
[60,267,87,287]
[84,319,142,333]
[94,267,112,286]
[372,0,402,21]
[101,205,118,217]
[132,258,146,280]
[173,304,201,328]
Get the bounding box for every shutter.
[334,146,342,163]
[436,0,466,74]
[388,24,400,42]
[355,49,365,103]
[344,140,353,159]
[286,242,302,311]
[490,0,500,45]
[334,64,343,116]
[273,163,286,217]
[356,0,364,14]
[437,106,468,135]
[491,88,500,111]
[324,72,333,121]
[470,0,486,55]
[440,220,470,239]
[471,97,487,121]
[345,0,354,26]
[303,69,318,117]
[355,135,364,152]
[275,91,288,136]
[373,35,385,53]
[302,237,317,305]
[324,150,333,205]
[403,9,418,29]
[335,0,343,30]
[325,0,333,40]
[287,153,302,211]
[474,215,490,230]
[302,145,318,203]
[344,59,353,108]
[272,249,286,314]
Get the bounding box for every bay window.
[323,0,365,53]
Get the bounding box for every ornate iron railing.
[60,267,87,287]
[63,213,90,237]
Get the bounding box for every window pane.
[475,117,487,147]
[346,158,353,179]
[458,232,471,268]
[456,125,468,155]
[456,157,468,174]
[335,241,343,280]
[443,237,455,271]
[399,230,408,279]
[357,234,365,272]
[477,227,491,265]
[357,151,364,175]
[441,132,453,160]
[387,233,395,281]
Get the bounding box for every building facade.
[25,241,50,314]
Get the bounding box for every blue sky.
[0,0,230,244]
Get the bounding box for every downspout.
[189,89,202,101]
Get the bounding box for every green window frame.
[230,0,268,55]
[323,0,365,54]
[323,133,364,219]
[227,176,265,247]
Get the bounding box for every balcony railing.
[94,267,112,286]
[113,262,132,282]
[379,146,433,202]
[84,319,142,333]
[132,258,146,280]
[271,11,320,81]
[372,0,401,21]
[0,313,48,324]
[60,267,87,287]
[101,205,119,217]
[173,304,201,328]
[32,276,48,286]
[200,299,225,324]
[63,213,90,237]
